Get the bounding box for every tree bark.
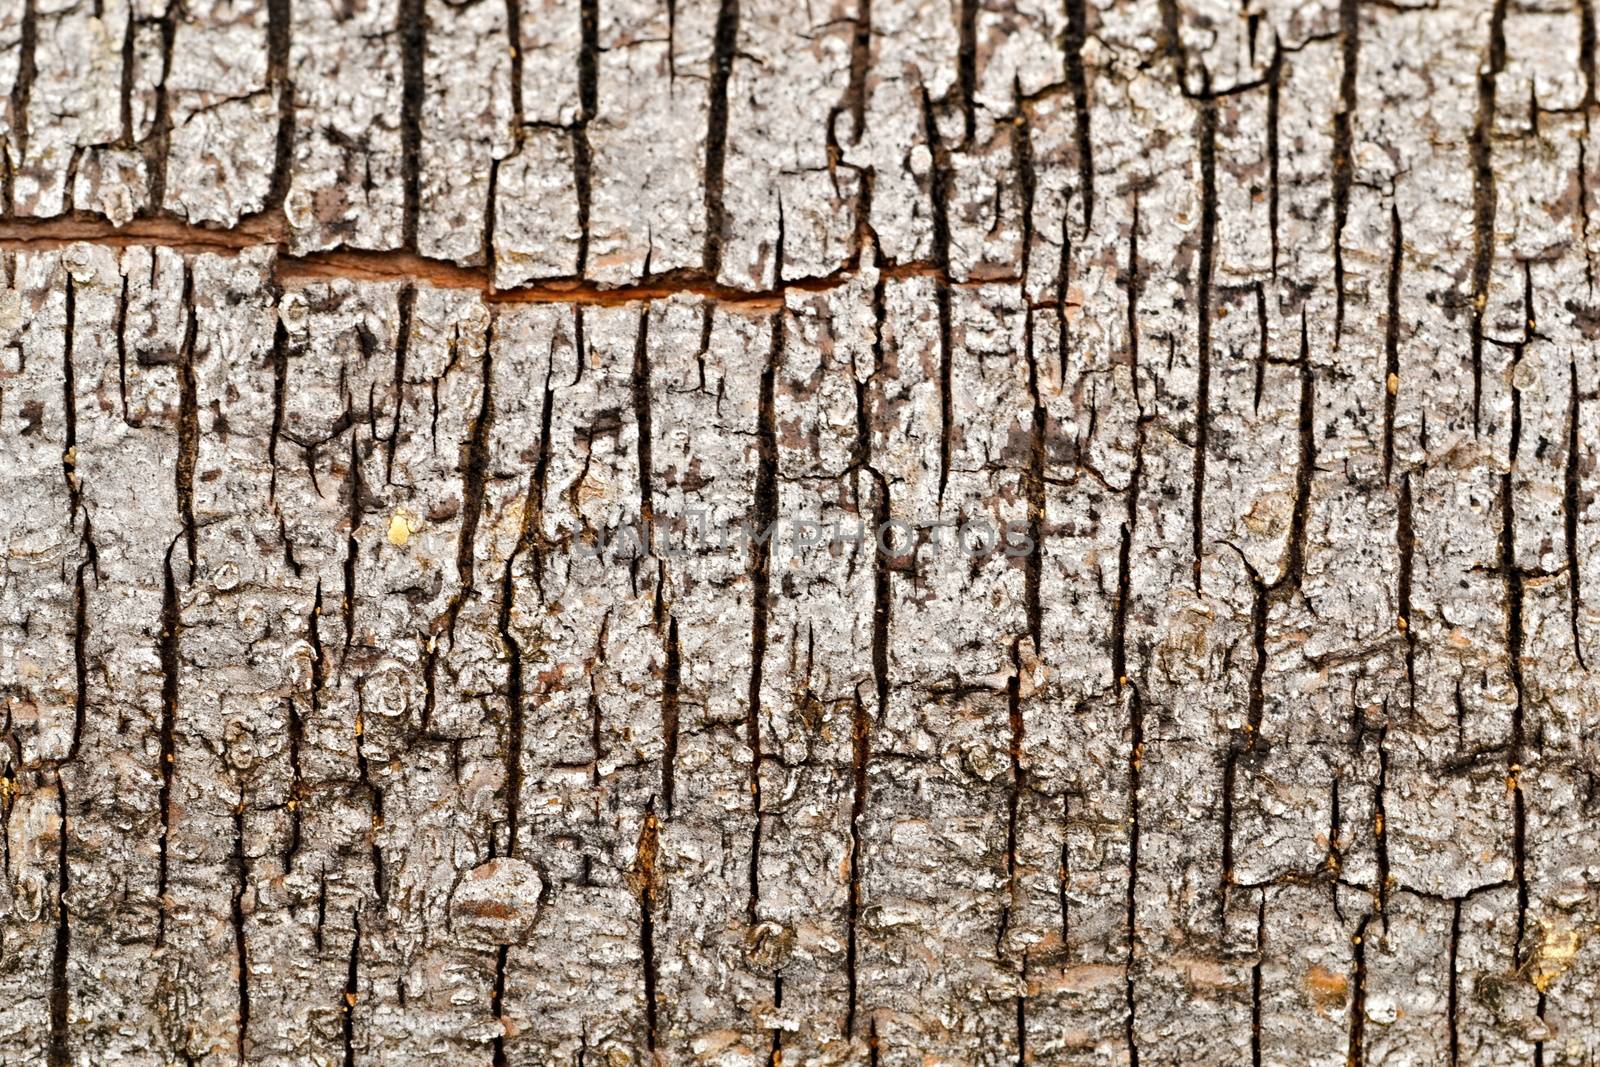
[1,0,1597,1064]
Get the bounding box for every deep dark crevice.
[1397,474,1417,708]
[769,974,784,1066]
[1447,896,1461,1066]
[155,538,182,948]
[1058,792,1072,959]
[231,797,251,1063]
[1347,912,1371,1067]
[661,616,681,817]
[1191,88,1217,593]
[573,0,599,274]
[340,431,363,655]
[446,320,497,643]
[1056,216,1073,391]
[1373,722,1390,926]
[1123,683,1144,1067]
[1266,43,1282,277]
[342,912,361,1067]
[265,0,296,212]
[1125,195,1140,398]
[1330,0,1360,346]
[1013,82,1036,283]
[1023,307,1045,649]
[484,158,500,280]
[1250,890,1264,1067]
[845,0,874,144]
[490,944,510,1067]
[48,775,69,1067]
[1252,281,1267,413]
[504,0,525,135]
[1566,357,1587,668]
[1063,0,1094,230]
[399,0,427,252]
[957,0,979,144]
[287,583,322,872]
[142,6,179,214]
[1504,266,1529,965]
[1014,951,1027,1066]
[1225,313,1316,898]
[497,474,538,857]
[68,559,90,763]
[528,344,556,599]
[703,0,741,277]
[999,638,1026,950]
[9,0,37,173]
[846,279,891,1043]
[175,267,201,580]
[268,319,292,501]
[746,305,783,922]
[115,272,130,423]
[61,274,82,524]
[918,87,956,504]
[1383,205,1402,482]
[1468,0,1508,435]
[384,284,416,483]
[353,692,386,906]
[634,804,662,1053]
[631,306,655,553]
[116,7,135,149]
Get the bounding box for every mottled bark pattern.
[1,0,1598,1065]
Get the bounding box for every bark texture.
[1,0,1599,1064]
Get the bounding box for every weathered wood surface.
[2,0,1599,1064]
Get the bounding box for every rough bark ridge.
[1,1,1598,1065]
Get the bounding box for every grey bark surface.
[0,0,1598,1064]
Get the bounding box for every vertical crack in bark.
[1114,408,1148,1067]
[1468,0,1508,434]
[703,0,741,277]
[340,430,363,655]
[143,6,179,214]
[265,0,296,212]
[1000,637,1026,951]
[176,267,201,580]
[844,0,874,144]
[631,306,655,557]
[746,304,783,921]
[632,804,662,1053]
[1566,357,1587,668]
[8,0,37,188]
[155,538,183,948]
[1013,81,1036,285]
[231,795,251,1063]
[1266,42,1282,277]
[1023,308,1045,651]
[115,272,131,423]
[660,616,681,817]
[1225,313,1315,897]
[384,284,415,484]
[918,87,955,504]
[1397,473,1416,709]
[846,271,891,1042]
[1251,281,1267,413]
[503,0,525,135]
[1382,205,1402,482]
[1330,0,1360,346]
[957,0,979,144]
[446,317,497,642]
[269,319,292,501]
[1373,720,1390,926]
[490,944,510,1067]
[1504,264,1529,966]
[48,775,69,1067]
[1191,86,1217,593]
[1347,913,1370,1067]
[1063,0,1094,230]
[1447,896,1462,1066]
[573,0,598,274]
[1056,217,1073,391]
[341,912,361,1067]
[497,468,540,857]
[1250,890,1265,1067]
[399,0,427,252]
[287,583,321,872]
[354,693,385,905]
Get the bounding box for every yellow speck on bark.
[388,511,413,547]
